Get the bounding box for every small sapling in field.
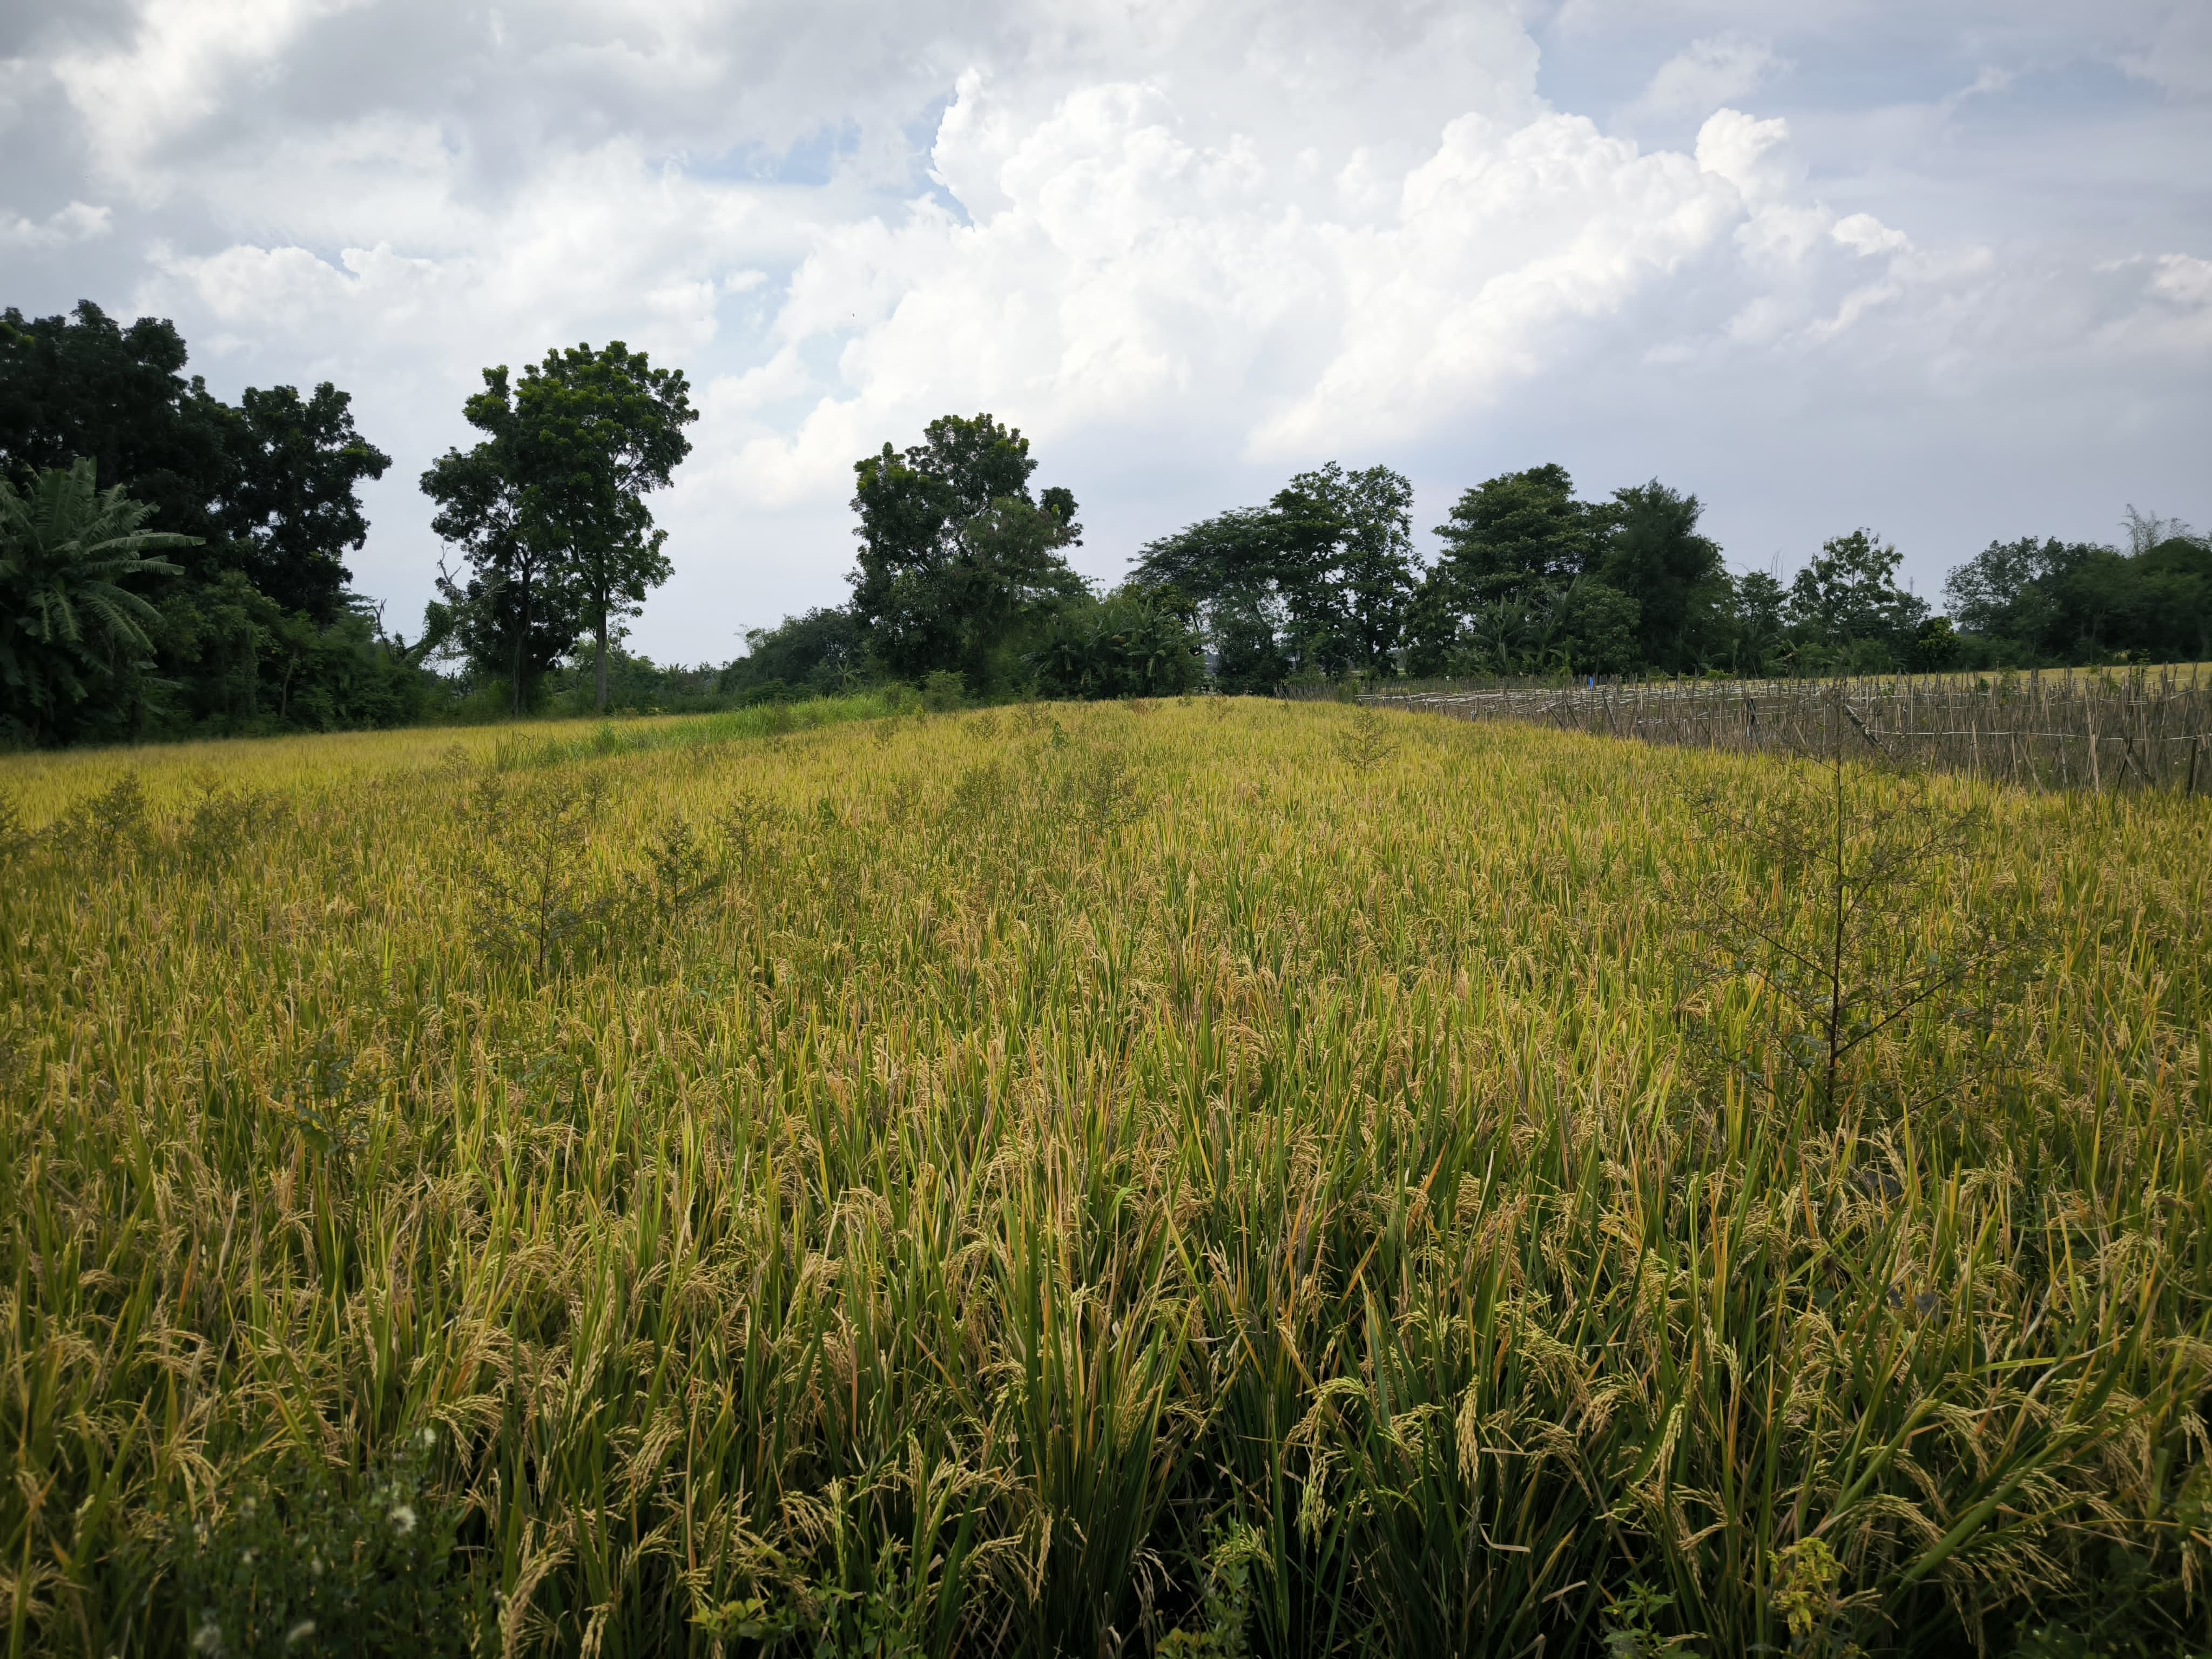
[621,813,725,942]
[461,771,611,979]
[1333,707,1400,773]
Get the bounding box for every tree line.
[738,417,2207,703]
[5,300,2207,748]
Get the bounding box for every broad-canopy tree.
[1133,462,1418,686]
[0,301,408,741]
[421,342,695,714]
[1597,481,1729,671]
[1411,466,1739,678]
[515,342,694,711]
[0,303,228,539]
[1408,464,1610,675]
[848,413,1087,691]
[421,377,579,717]
[1944,529,2210,665]
[0,303,389,622]
[1427,464,1602,609]
[0,460,191,743]
[214,383,393,624]
[1784,529,1928,669]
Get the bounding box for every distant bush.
[1029,590,1204,699]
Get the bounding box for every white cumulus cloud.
[1635,34,1785,120]
[0,0,2206,657]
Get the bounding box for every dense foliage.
[421,343,696,715]
[1142,465,1945,682]
[0,301,428,745]
[0,459,191,743]
[8,302,2203,747]
[1131,463,1417,688]
[846,412,1090,691]
[2,704,2206,1655]
[1945,513,2212,667]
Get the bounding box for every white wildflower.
[388,1502,417,1535]
[285,1620,316,1646]
[191,1616,225,1656]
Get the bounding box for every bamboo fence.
[1355,665,2212,795]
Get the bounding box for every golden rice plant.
[1,698,2207,1657]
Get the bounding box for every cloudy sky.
[4,0,2207,663]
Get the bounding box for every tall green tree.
[1598,480,1728,671]
[1269,463,1419,673]
[1945,530,2210,665]
[848,413,1086,690]
[1,304,388,618]
[1785,529,1928,669]
[213,383,392,624]
[1133,462,1419,683]
[0,302,228,537]
[1408,463,1605,675]
[1430,464,1601,608]
[1944,537,2071,651]
[0,460,190,743]
[421,342,694,716]
[510,342,696,712]
[1731,569,1788,675]
[420,377,578,717]
[1,301,405,741]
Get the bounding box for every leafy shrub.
[1029,591,1204,699]
[172,1432,483,1658]
[50,772,154,861]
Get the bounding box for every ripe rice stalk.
[0,700,2207,1655]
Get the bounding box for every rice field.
[2,698,2208,1657]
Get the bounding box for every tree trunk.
[596,603,609,714]
[511,568,531,718]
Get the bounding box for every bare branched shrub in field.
[1685,711,2029,1114]
[1066,739,1145,839]
[720,786,777,867]
[177,775,286,874]
[49,771,154,862]
[0,788,23,867]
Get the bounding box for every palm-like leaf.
[0,458,194,738]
